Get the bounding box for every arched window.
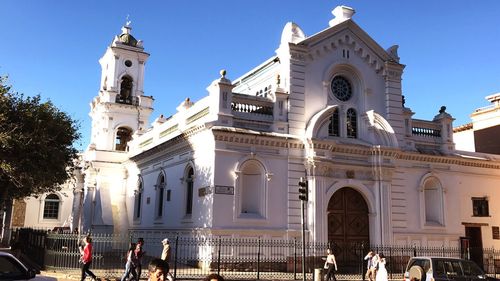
[117,76,133,104]
[328,107,339,137]
[156,173,165,218]
[239,160,266,217]
[115,127,132,151]
[134,179,143,220]
[185,167,194,215]
[423,178,444,225]
[43,194,60,219]
[346,108,357,138]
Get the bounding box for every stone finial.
[220,69,227,78]
[433,105,453,121]
[439,106,446,114]
[329,5,355,27]
[386,45,400,63]
[177,97,193,112]
[280,22,306,44]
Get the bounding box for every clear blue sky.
[1,1,499,150]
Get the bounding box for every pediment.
[297,20,396,73]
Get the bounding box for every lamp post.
[299,177,308,281]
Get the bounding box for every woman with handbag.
[79,236,98,281]
[324,248,338,281]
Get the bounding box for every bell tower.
[89,22,153,151]
[80,23,153,234]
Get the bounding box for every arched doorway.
[327,187,369,272]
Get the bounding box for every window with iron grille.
[472,197,489,217]
[492,226,500,240]
[346,108,357,138]
[43,194,60,219]
[328,108,339,137]
[156,174,165,218]
[186,167,194,215]
[134,180,143,220]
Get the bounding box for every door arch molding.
[324,181,375,214]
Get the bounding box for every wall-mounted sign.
[198,187,206,197]
[215,185,234,195]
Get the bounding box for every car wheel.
[409,265,426,281]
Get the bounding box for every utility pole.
[299,177,308,281]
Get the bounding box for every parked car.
[0,251,39,280]
[404,256,498,281]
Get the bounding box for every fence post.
[217,236,221,276]
[173,236,179,280]
[361,243,365,281]
[389,245,392,280]
[294,238,297,280]
[401,246,404,276]
[257,237,261,280]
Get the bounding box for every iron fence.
[9,228,500,280]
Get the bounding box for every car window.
[408,259,428,271]
[0,255,27,280]
[462,261,484,277]
[433,260,463,277]
[422,260,430,272]
[449,261,463,276]
[434,260,447,277]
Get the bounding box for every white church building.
[12,5,500,258]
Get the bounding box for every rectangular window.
[134,192,142,219]
[43,201,59,219]
[493,226,500,240]
[328,110,339,137]
[186,181,193,215]
[472,197,489,217]
[166,190,171,201]
[157,187,164,217]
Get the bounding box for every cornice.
[131,124,500,170]
[396,152,500,169]
[212,127,304,149]
[130,124,207,162]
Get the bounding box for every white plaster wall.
[303,36,387,129]
[22,186,75,230]
[454,129,475,152]
[211,145,289,232]
[390,161,500,248]
[129,129,216,229]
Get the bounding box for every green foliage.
[0,76,81,201]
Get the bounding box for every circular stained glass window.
[331,76,352,101]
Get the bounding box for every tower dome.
[118,25,138,47]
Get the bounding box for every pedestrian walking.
[324,248,338,281]
[375,253,388,281]
[364,251,375,281]
[161,238,171,264]
[121,242,139,281]
[136,238,146,279]
[79,236,98,281]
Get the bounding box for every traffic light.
[298,177,308,201]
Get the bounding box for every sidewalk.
[39,270,119,281]
[37,270,120,281]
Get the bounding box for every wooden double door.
[327,187,370,273]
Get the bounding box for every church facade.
[13,6,500,255]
